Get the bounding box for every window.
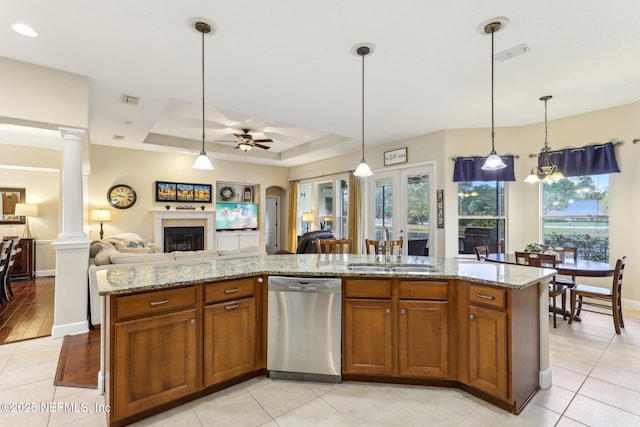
[542,174,609,261]
[296,178,349,238]
[457,181,506,254]
[374,177,393,240]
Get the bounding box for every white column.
[51,127,90,338]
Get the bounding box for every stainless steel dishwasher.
[267,276,342,383]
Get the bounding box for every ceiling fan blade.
[253,138,273,143]
[254,143,271,150]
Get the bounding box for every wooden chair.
[365,239,403,256]
[546,245,578,287]
[0,240,13,304]
[569,256,627,334]
[4,239,21,301]
[515,251,568,328]
[316,238,352,254]
[474,245,489,261]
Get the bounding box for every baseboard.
[35,270,55,277]
[539,367,552,389]
[51,321,89,338]
[623,298,640,312]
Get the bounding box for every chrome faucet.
[383,227,391,263]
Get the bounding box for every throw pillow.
[94,247,120,266]
[90,240,115,258]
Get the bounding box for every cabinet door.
[343,298,393,375]
[11,238,34,279]
[204,297,256,386]
[113,309,197,420]
[468,305,508,399]
[216,233,239,251]
[239,231,259,248]
[398,300,448,378]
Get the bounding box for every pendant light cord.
[544,98,549,148]
[361,48,365,162]
[201,28,206,153]
[490,28,495,152]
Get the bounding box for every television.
[215,202,258,231]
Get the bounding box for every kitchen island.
[94,254,555,427]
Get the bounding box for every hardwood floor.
[54,327,100,388]
[0,276,55,344]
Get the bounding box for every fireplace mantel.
[152,209,215,251]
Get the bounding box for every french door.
[370,164,434,256]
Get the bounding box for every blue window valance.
[542,141,620,177]
[453,155,516,182]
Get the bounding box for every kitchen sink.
[347,264,438,273]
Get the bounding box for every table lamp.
[302,212,313,233]
[14,203,39,239]
[91,209,112,240]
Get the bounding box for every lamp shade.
[302,212,314,222]
[91,209,112,222]
[14,203,38,217]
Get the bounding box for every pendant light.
[481,22,507,171]
[353,45,373,177]
[192,21,215,171]
[525,95,565,183]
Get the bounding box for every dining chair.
[365,239,403,256]
[474,245,489,261]
[0,240,13,304]
[547,245,578,287]
[568,256,627,334]
[514,251,531,265]
[365,239,381,254]
[316,238,352,254]
[527,253,568,328]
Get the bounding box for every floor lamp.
[91,209,112,240]
[14,203,39,239]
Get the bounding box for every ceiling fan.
[226,129,273,151]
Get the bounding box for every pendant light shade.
[192,21,215,171]
[481,21,507,171]
[353,45,373,177]
[525,95,565,183]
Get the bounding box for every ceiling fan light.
[192,151,214,170]
[238,142,253,152]
[354,160,373,177]
[481,152,507,170]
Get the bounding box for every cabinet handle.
[225,303,240,311]
[385,308,391,314]
[469,314,475,320]
[224,288,240,294]
[149,299,169,306]
[257,277,264,283]
[189,318,195,324]
[476,293,495,300]
[401,308,406,314]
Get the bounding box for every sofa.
[88,233,264,325]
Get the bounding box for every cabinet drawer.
[205,278,254,304]
[468,284,506,309]
[344,279,392,299]
[114,286,196,320]
[399,280,448,300]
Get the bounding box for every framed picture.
[194,184,212,202]
[156,181,212,203]
[177,183,195,202]
[155,181,177,202]
[436,189,444,229]
[384,147,408,166]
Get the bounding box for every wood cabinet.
[343,278,450,379]
[203,278,256,386]
[11,237,35,280]
[111,287,198,421]
[459,281,540,413]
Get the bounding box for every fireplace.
[152,209,215,251]
[164,226,205,252]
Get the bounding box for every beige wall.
[291,101,640,303]
[87,145,290,246]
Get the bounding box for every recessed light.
[11,23,38,37]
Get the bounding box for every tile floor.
[1,309,639,426]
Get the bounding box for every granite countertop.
[94,254,556,296]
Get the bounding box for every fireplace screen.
[164,226,205,252]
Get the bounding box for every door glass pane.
[374,178,393,241]
[406,174,430,256]
[317,181,333,231]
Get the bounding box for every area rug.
[54,328,100,389]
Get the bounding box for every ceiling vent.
[121,94,139,106]
[112,134,125,140]
[494,43,531,62]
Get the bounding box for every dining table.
[485,253,616,278]
[485,253,617,323]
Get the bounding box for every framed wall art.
[384,147,407,166]
[155,181,211,203]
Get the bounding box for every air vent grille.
[121,94,139,106]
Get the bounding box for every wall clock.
[107,184,137,209]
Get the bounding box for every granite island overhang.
[93,254,555,426]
